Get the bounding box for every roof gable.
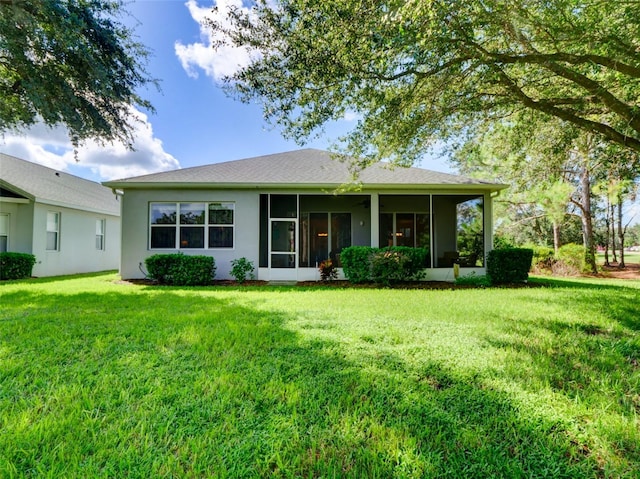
[0,153,120,215]
[103,149,505,191]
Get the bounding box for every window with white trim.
[0,213,8,252]
[96,219,105,250]
[150,202,234,249]
[46,211,60,251]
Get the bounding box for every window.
[0,214,8,252]
[46,211,60,251]
[208,202,234,248]
[149,202,234,249]
[96,219,105,250]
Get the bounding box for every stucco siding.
[119,189,260,280]
[31,203,120,277]
[0,201,34,253]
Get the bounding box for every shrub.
[340,246,375,283]
[530,245,555,272]
[230,257,255,283]
[371,247,427,285]
[0,252,36,280]
[318,259,338,281]
[554,243,586,275]
[342,246,426,285]
[145,253,215,286]
[486,248,534,284]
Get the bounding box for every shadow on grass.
[1,288,634,477]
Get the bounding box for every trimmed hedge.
[0,252,37,280]
[145,253,216,286]
[486,248,533,284]
[341,246,427,284]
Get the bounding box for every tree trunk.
[579,165,598,273]
[610,202,617,263]
[618,199,625,268]
[552,221,561,254]
[603,198,610,266]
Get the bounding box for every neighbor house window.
[0,213,8,252]
[96,219,105,250]
[46,211,60,251]
[149,202,234,249]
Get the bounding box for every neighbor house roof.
[103,149,506,191]
[0,153,120,215]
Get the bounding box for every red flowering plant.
[318,259,338,281]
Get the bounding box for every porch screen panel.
[395,213,414,247]
[379,213,393,248]
[270,195,297,218]
[299,213,329,267]
[271,220,296,268]
[259,195,268,267]
[330,213,351,267]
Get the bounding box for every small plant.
[230,257,255,283]
[0,252,36,280]
[318,259,338,281]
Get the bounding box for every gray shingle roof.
[104,149,505,191]
[0,153,120,215]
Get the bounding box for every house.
[0,153,121,277]
[103,149,506,282]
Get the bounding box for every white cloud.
[175,0,253,82]
[1,108,180,181]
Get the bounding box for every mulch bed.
[117,263,640,289]
[117,278,542,289]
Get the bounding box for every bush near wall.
[0,252,37,280]
[341,246,427,284]
[145,253,216,286]
[486,248,534,284]
[340,246,375,283]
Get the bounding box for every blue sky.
[0,0,451,182]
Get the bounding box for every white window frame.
[46,211,60,251]
[0,213,8,252]
[149,202,235,250]
[96,219,105,250]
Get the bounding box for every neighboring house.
[103,149,506,282]
[0,153,121,277]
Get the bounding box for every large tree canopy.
[0,0,155,147]
[212,0,640,167]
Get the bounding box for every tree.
[0,0,155,148]
[212,0,640,168]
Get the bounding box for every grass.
[1,273,639,478]
[597,251,640,265]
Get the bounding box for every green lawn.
[598,251,640,265]
[1,273,639,478]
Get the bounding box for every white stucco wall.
[119,189,260,280]
[0,201,34,253]
[31,203,120,277]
